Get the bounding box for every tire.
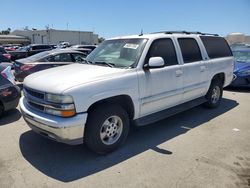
[85,104,130,154]
[204,79,223,108]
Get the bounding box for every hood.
[24,64,128,93]
[234,61,250,73]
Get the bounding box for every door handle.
[200,66,206,72]
[175,69,183,77]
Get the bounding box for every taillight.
[20,64,35,71]
[3,53,11,59]
[1,72,7,79]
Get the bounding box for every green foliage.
[0,28,11,35]
[98,37,105,44]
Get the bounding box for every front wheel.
[85,104,130,154]
[204,79,223,108]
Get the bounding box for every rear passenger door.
[177,37,208,102]
[139,38,183,116]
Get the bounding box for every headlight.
[238,70,250,76]
[45,93,74,103]
[44,93,76,117]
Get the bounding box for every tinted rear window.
[178,38,202,63]
[200,36,232,58]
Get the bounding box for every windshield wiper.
[93,61,115,67]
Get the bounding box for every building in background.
[225,33,250,45]
[0,35,30,45]
[11,29,98,45]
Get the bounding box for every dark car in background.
[230,48,250,87]
[0,54,13,68]
[14,49,86,82]
[0,64,20,117]
[0,46,12,60]
[69,45,97,56]
[8,44,54,60]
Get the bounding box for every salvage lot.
[0,89,249,188]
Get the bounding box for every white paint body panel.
[22,32,234,143]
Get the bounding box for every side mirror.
[144,57,165,69]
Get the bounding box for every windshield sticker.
[123,43,139,49]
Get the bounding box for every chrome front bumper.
[20,97,87,145]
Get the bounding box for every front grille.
[28,101,45,111]
[24,87,46,112]
[24,87,45,100]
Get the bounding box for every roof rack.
[152,31,219,36]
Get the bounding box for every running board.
[134,97,207,126]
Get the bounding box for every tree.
[98,37,105,44]
[0,28,11,35]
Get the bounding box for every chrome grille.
[24,87,45,100]
[24,87,46,112]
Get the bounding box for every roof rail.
[152,31,219,36]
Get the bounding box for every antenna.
[139,29,143,36]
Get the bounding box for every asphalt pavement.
[0,89,249,188]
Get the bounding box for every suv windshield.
[86,38,147,68]
[233,51,250,63]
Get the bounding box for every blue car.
[230,48,250,87]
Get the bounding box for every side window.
[49,53,73,62]
[200,36,232,59]
[147,38,178,66]
[71,53,85,62]
[178,38,202,63]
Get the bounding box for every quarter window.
[200,36,232,58]
[148,38,178,66]
[178,38,202,63]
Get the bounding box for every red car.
[0,46,11,60]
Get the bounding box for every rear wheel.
[204,79,223,108]
[85,104,130,154]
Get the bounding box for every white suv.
[20,31,234,154]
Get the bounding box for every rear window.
[178,38,202,63]
[32,45,51,50]
[200,36,232,59]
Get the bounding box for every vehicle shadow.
[0,109,21,126]
[19,98,238,182]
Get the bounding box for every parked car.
[230,48,250,87]
[0,64,20,117]
[70,45,97,51]
[3,44,22,51]
[0,54,13,68]
[8,44,53,60]
[0,46,11,60]
[14,49,86,82]
[69,45,97,56]
[20,31,234,154]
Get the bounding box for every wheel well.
[87,95,135,120]
[212,73,225,86]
